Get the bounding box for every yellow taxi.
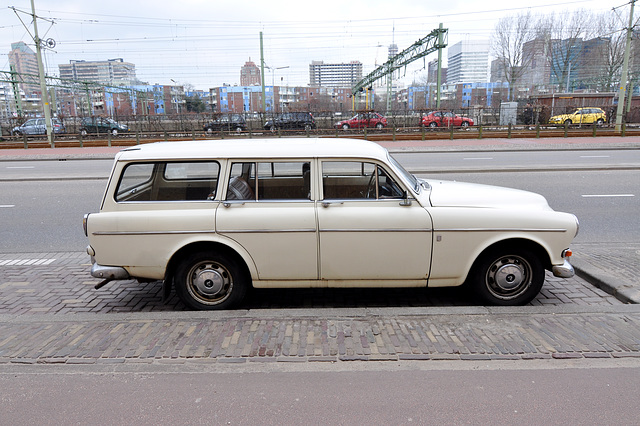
[548,107,606,125]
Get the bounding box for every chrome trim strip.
[319,229,432,232]
[218,229,316,234]
[434,228,568,233]
[93,230,213,236]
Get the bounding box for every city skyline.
[0,0,615,90]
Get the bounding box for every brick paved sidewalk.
[2,251,638,365]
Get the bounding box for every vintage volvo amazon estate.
[83,138,578,309]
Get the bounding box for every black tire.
[564,119,572,126]
[596,118,604,126]
[468,246,544,306]
[461,121,470,127]
[174,251,248,310]
[80,129,88,136]
[342,123,350,130]
[111,129,118,136]
[375,122,384,129]
[429,121,438,128]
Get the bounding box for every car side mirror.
[399,191,412,206]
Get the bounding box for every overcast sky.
[0,0,619,90]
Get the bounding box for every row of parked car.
[9,107,608,137]
[10,117,129,136]
[201,111,474,133]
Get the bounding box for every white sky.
[0,0,621,91]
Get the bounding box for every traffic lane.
[3,366,640,425]
[0,159,113,181]
[393,149,640,172]
[0,180,105,253]
[422,170,639,244]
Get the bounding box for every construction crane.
[352,24,447,110]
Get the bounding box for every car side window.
[322,161,403,200]
[226,161,311,201]
[115,161,220,202]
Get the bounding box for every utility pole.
[436,23,444,109]
[30,0,54,144]
[615,0,636,133]
[260,32,266,114]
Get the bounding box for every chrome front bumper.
[552,259,575,278]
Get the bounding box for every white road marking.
[463,157,493,160]
[0,205,15,208]
[6,166,35,169]
[0,259,56,266]
[579,155,610,158]
[582,194,634,198]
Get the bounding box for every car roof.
[116,138,391,162]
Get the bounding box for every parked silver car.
[11,118,65,136]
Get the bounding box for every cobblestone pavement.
[2,252,640,365]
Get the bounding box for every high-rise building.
[8,41,40,96]
[447,40,490,84]
[427,59,447,84]
[58,58,137,85]
[309,61,363,88]
[240,59,261,86]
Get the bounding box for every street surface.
[1,135,639,423]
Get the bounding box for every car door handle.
[322,201,344,208]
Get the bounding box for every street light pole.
[30,0,53,145]
[615,0,636,133]
[265,65,289,112]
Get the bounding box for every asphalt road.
[2,360,640,424]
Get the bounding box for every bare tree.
[491,11,537,101]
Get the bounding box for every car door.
[317,160,432,281]
[215,160,318,280]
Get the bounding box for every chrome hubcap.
[486,255,531,300]
[188,261,232,304]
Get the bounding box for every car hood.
[426,179,551,210]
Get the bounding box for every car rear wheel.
[80,129,88,136]
[461,121,470,127]
[468,246,544,306]
[174,251,248,310]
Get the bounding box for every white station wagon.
[84,138,578,309]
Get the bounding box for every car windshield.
[387,153,420,193]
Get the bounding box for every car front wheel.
[342,124,350,130]
[564,119,572,126]
[375,123,384,129]
[429,122,438,128]
[111,129,118,136]
[596,118,604,126]
[175,251,248,310]
[468,246,544,306]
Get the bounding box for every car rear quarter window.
[115,161,220,202]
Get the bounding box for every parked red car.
[335,112,387,130]
[421,111,473,128]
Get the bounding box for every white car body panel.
[85,138,578,297]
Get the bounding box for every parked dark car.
[203,114,247,133]
[264,112,316,131]
[12,118,65,136]
[80,117,129,136]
